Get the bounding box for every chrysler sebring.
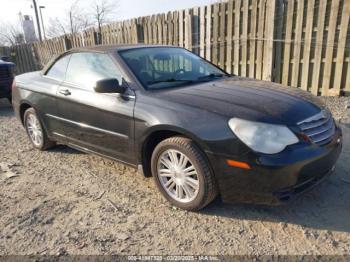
[12,45,342,210]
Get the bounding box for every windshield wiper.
[197,73,226,81]
[147,78,194,85]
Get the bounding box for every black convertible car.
[0,57,15,102]
[13,45,342,210]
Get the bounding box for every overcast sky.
[2,0,215,26]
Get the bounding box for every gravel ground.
[0,97,349,256]
[319,97,350,123]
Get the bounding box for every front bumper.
[207,126,343,205]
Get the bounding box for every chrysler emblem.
[320,110,328,119]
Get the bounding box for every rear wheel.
[151,136,218,211]
[24,108,55,150]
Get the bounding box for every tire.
[151,136,218,211]
[24,108,55,150]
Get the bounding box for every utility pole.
[32,0,42,41]
[39,6,46,40]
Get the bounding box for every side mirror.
[94,78,126,94]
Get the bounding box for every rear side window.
[65,52,123,90]
[45,55,71,80]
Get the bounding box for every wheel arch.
[139,125,211,177]
[19,100,34,125]
[19,101,49,135]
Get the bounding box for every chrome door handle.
[59,89,71,96]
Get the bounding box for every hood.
[150,77,326,125]
[0,59,15,67]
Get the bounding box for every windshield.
[119,47,227,90]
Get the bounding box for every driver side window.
[45,54,71,80]
[65,52,123,90]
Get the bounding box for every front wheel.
[151,137,218,211]
[24,108,55,150]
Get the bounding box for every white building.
[22,15,37,43]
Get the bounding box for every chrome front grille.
[297,110,335,146]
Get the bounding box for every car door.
[56,51,136,164]
[40,54,71,139]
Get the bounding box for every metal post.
[39,6,46,40]
[32,0,42,41]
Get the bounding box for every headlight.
[228,118,299,154]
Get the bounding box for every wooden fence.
[1,0,350,96]
[0,44,41,73]
[276,0,350,96]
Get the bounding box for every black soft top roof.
[42,44,178,73]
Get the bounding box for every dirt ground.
[0,98,349,256]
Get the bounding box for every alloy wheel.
[26,113,43,146]
[157,149,200,203]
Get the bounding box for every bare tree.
[46,0,91,38]
[0,21,25,46]
[46,18,67,38]
[90,0,119,35]
[40,0,119,39]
